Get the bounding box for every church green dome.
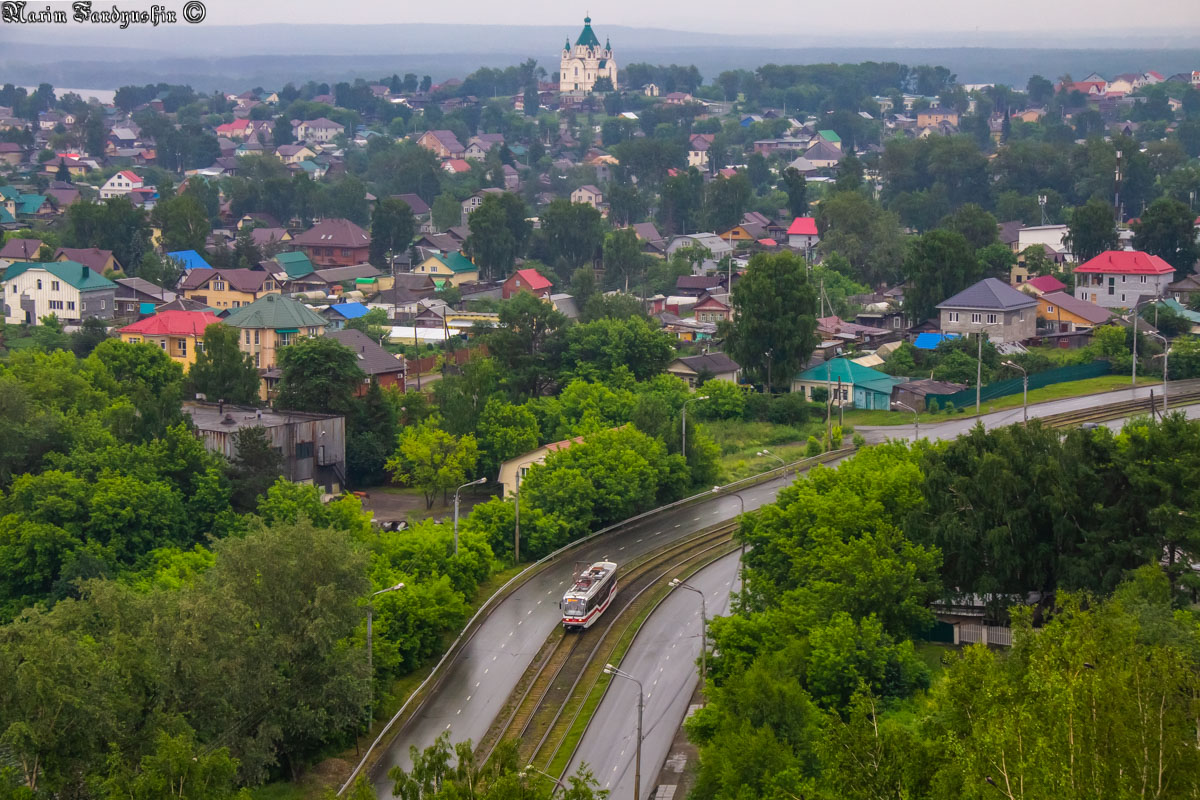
[575,15,601,48]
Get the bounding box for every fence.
[923,361,1112,410]
[955,622,1013,647]
[408,345,487,377]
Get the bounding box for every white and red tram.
[561,561,618,630]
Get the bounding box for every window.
[128,337,140,344]
[244,330,251,344]
[48,300,63,310]
[970,312,982,323]
[986,313,998,324]
[36,279,42,289]
[159,339,167,350]
[253,330,259,345]
[1140,275,1147,284]
[67,301,75,310]
[341,248,350,257]
[277,332,291,347]
[254,353,260,367]
[892,317,901,328]
[948,312,959,322]
[195,341,204,353]
[213,281,225,291]
[1121,293,1127,303]
[50,281,59,290]
[100,301,105,309]
[1047,305,1055,314]
[178,340,187,356]
[295,442,314,459]
[307,327,318,336]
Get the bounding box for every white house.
[570,184,604,210]
[3,260,117,325]
[293,117,344,144]
[786,217,819,251]
[1073,250,1175,310]
[99,170,144,199]
[1018,224,1073,260]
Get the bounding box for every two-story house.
[293,117,345,144]
[1073,250,1175,310]
[936,277,1038,344]
[99,170,143,199]
[414,251,479,287]
[687,133,715,169]
[117,310,221,365]
[464,133,504,160]
[460,188,504,227]
[177,268,280,310]
[222,293,327,369]
[416,129,466,159]
[275,144,316,164]
[502,268,553,299]
[570,184,604,210]
[786,217,819,251]
[3,261,117,324]
[289,218,372,268]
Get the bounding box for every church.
[559,16,618,94]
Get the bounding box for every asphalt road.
[566,549,740,800]
[369,484,784,797]
[856,380,1180,444]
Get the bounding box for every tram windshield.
[564,599,586,617]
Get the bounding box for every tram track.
[1037,383,1200,428]
[474,523,739,767]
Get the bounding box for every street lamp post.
[681,395,709,458]
[603,664,644,800]
[1002,361,1028,427]
[756,449,785,469]
[713,486,746,593]
[453,477,487,555]
[973,322,1000,414]
[1149,332,1170,415]
[891,400,919,440]
[521,764,567,797]
[366,581,406,732]
[668,578,708,681]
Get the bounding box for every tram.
[561,561,618,630]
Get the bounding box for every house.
[417,129,466,159]
[414,251,479,287]
[322,301,370,329]
[290,218,372,267]
[2,260,117,324]
[214,119,253,139]
[117,310,221,365]
[1012,108,1046,124]
[54,247,121,274]
[665,353,740,387]
[183,401,346,493]
[375,273,439,312]
[497,433,588,495]
[674,275,724,298]
[394,193,433,231]
[503,268,553,299]
[0,238,46,262]
[791,357,906,410]
[692,293,732,323]
[327,328,406,393]
[1018,224,1072,260]
[1167,273,1200,303]
[114,276,176,316]
[461,188,504,226]
[892,379,967,411]
[275,144,316,164]
[687,133,715,169]
[442,159,472,175]
[99,170,143,199]
[803,141,842,168]
[294,118,345,144]
[178,268,281,309]
[786,217,819,251]
[222,293,328,369]
[665,234,734,273]
[815,129,842,150]
[817,315,894,348]
[41,156,90,178]
[1017,274,1067,296]
[916,110,960,127]
[0,142,26,166]
[464,133,504,160]
[630,222,665,253]
[1036,291,1111,332]
[1073,250,1175,309]
[937,277,1038,344]
[571,184,604,210]
[248,227,291,250]
[313,263,383,292]
[165,249,213,272]
[270,250,317,280]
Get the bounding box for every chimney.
[218,399,224,416]
[81,264,88,280]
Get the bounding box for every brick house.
[289,218,372,267]
[502,268,553,299]
[937,277,1038,344]
[417,129,466,159]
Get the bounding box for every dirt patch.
[360,487,495,525]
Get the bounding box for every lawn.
[841,374,1160,427]
[703,418,830,481]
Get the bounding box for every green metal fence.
[924,361,1112,410]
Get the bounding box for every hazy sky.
[195,0,1198,35]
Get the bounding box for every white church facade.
[559,16,618,94]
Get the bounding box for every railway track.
[1037,383,1200,428]
[474,523,738,767]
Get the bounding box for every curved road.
[369,485,782,796]
[566,549,740,799]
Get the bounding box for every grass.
[703,419,828,481]
[841,374,1160,427]
[913,642,956,681]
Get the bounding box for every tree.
[476,397,540,478]
[369,197,416,270]
[561,316,675,382]
[720,251,818,392]
[902,230,984,325]
[386,420,479,508]
[815,191,904,287]
[1065,198,1119,263]
[463,193,531,281]
[536,199,605,280]
[939,203,999,251]
[1027,74,1054,105]
[63,198,151,275]
[602,227,643,292]
[1132,196,1200,273]
[779,167,808,218]
[484,293,566,398]
[187,323,261,406]
[431,191,461,232]
[274,336,365,416]
[86,339,184,440]
[702,172,752,233]
[226,427,284,512]
[150,194,211,253]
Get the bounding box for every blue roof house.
[165,249,212,272]
[323,301,370,329]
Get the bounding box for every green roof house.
[222,293,328,368]
[3,260,118,325]
[414,251,479,288]
[792,357,907,410]
[272,250,316,279]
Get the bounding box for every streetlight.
[973,322,999,414]
[891,400,919,440]
[1149,331,1170,415]
[668,578,708,680]
[521,764,566,797]
[756,449,785,469]
[366,581,405,732]
[603,663,644,800]
[713,486,746,593]
[1002,361,1028,427]
[681,395,709,458]
[453,477,487,555]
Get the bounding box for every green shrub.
[805,436,823,457]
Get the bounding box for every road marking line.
[484,668,489,674]
[693,516,701,521]
[466,695,471,702]
[475,682,480,688]
[636,538,643,543]
[674,524,681,528]
[537,599,543,605]
[456,709,461,715]
[492,655,497,660]
[618,546,625,551]
[527,609,533,615]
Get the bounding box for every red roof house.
[1073,250,1176,309]
[786,216,819,249]
[118,310,221,337]
[502,268,554,299]
[1020,274,1068,295]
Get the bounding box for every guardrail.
[339,447,853,794]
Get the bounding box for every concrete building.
[183,401,346,493]
[2,260,116,324]
[937,278,1038,344]
[559,16,618,94]
[1073,250,1175,310]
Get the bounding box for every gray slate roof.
[671,353,741,374]
[327,329,406,376]
[937,278,1037,312]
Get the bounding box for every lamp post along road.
[756,449,785,470]
[1002,360,1028,427]
[1150,332,1170,415]
[891,400,919,440]
[714,486,746,593]
[453,477,487,555]
[366,581,405,732]
[603,664,644,800]
[681,395,708,458]
[669,578,708,681]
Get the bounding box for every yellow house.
[497,435,586,496]
[222,293,328,370]
[117,310,221,366]
[178,267,280,310]
[414,251,479,287]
